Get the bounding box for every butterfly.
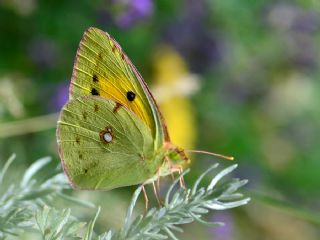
[56,27,233,191]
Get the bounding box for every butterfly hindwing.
[57,96,163,190]
[70,27,168,148]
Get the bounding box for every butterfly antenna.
[185,149,234,161]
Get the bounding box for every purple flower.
[164,0,224,73]
[266,3,320,33]
[49,83,69,112]
[28,38,58,69]
[209,212,234,240]
[96,9,114,27]
[113,0,154,28]
[292,10,320,33]
[265,3,319,70]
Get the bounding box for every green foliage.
[110,165,249,240]
[0,154,70,238]
[0,155,249,240]
[34,206,86,240]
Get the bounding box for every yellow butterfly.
[56,27,232,191]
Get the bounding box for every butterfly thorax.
[143,142,188,185]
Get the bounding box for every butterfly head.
[153,142,189,179]
[163,142,190,166]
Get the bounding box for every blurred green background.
[0,0,320,239]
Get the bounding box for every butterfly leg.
[152,181,162,206]
[179,171,186,189]
[156,168,164,206]
[165,156,175,180]
[170,165,186,189]
[164,155,186,189]
[177,167,186,189]
[142,185,149,213]
[178,165,186,189]
[156,168,161,195]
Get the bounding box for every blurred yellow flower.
[151,46,199,150]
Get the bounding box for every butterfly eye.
[126,91,136,101]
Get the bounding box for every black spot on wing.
[92,74,98,82]
[91,88,99,95]
[94,104,99,112]
[82,112,88,120]
[113,102,123,113]
[112,45,116,53]
[126,91,136,101]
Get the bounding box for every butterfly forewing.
[70,28,168,148]
[57,96,164,190]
